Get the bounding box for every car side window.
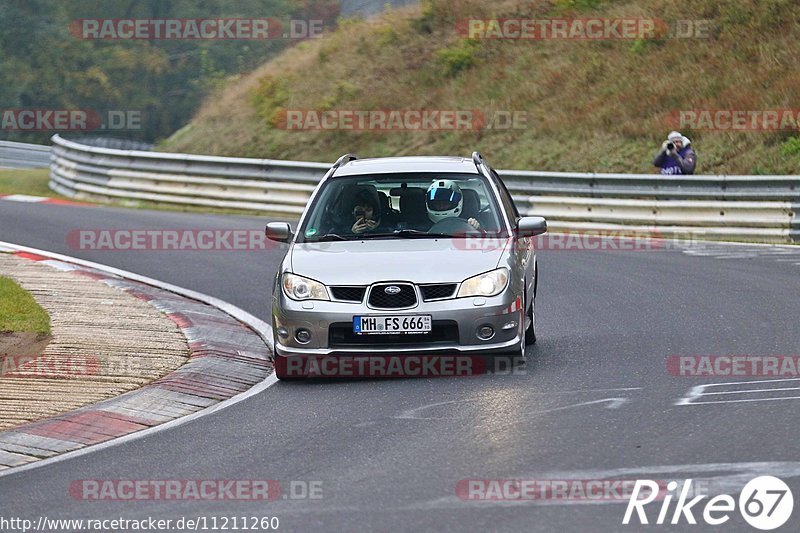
[490,168,519,223]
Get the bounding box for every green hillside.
[161,0,800,174]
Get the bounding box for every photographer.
[653,131,697,175]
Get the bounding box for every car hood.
[289,239,506,285]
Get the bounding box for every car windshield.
[296,173,506,243]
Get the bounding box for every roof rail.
[332,153,358,169]
[472,151,489,177]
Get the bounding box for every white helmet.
[426,179,463,223]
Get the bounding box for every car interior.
[304,175,501,239]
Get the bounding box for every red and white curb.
[0,241,277,476]
[0,194,87,206]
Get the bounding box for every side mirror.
[265,222,293,243]
[516,216,547,238]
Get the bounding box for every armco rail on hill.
[0,140,51,169]
[49,135,799,243]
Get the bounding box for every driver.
[426,179,481,230]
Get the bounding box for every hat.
[667,131,691,146]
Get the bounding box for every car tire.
[493,307,526,377]
[503,298,526,361]
[524,292,537,346]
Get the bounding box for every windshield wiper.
[354,229,455,239]
[313,233,348,241]
[309,229,461,242]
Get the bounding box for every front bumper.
[272,288,524,357]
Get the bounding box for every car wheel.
[494,310,525,374]
[506,303,526,359]
[525,286,537,345]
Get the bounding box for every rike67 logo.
[623,476,793,530]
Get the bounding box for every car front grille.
[329,321,459,348]
[419,283,457,301]
[368,283,417,309]
[330,286,366,302]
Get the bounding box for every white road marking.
[530,397,630,413]
[0,194,48,202]
[681,241,800,269]
[675,378,800,405]
[679,396,800,405]
[527,387,642,394]
[396,395,633,420]
[701,386,800,396]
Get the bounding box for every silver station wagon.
[266,153,547,380]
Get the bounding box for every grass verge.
[0,275,51,335]
[0,168,60,197]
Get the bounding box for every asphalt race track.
[1,200,799,532]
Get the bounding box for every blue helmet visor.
[426,187,462,211]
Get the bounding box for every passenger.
[350,189,383,234]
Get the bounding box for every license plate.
[353,315,432,335]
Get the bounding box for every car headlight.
[457,268,509,298]
[282,273,329,301]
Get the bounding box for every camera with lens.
[353,205,366,219]
[666,142,675,151]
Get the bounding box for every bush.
[554,0,604,11]
[780,136,800,156]
[250,76,290,124]
[436,40,480,77]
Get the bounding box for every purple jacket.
[653,144,697,175]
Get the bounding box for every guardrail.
[0,140,51,169]
[49,134,799,243]
[71,136,155,151]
